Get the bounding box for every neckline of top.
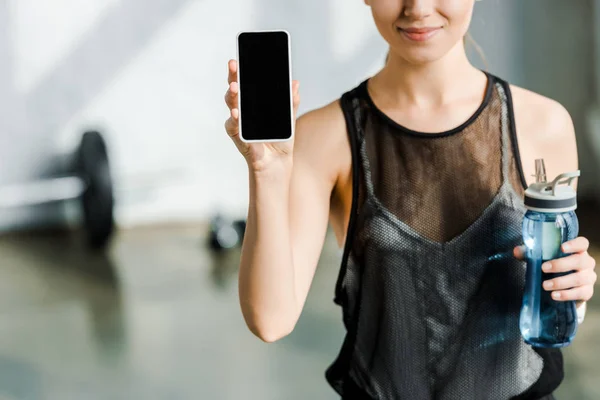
[358,70,494,139]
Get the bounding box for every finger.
[292,80,300,117]
[513,245,526,260]
[543,269,597,291]
[228,59,238,84]
[591,254,597,269]
[224,108,240,137]
[224,109,250,156]
[562,236,589,254]
[581,252,598,270]
[551,284,594,302]
[225,82,239,109]
[542,253,585,273]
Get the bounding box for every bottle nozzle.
[534,159,547,183]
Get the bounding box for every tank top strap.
[492,75,530,193]
[494,77,513,187]
[341,84,376,199]
[335,87,366,308]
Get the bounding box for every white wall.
[0,0,597,232]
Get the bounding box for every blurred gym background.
[0,0,599,399]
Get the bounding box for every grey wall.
[517,0,597,194]
[587,0,600,186]
[595,0,600,102]
[468,0,524,82]
[470,0,597,195]
[0,0,597,233]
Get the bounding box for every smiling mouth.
[396,26,442,42]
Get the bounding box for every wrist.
[249,157,293,181]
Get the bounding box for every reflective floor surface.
[0,212,598,399]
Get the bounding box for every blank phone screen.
[238,31,292,141]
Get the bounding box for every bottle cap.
[524,160,579,212]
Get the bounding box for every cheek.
[370,0,401,24]
[369,0,402,44]
[440,0,475,34]
[442,0,475,15]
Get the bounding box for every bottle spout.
[534,159,547,183]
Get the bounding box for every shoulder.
[508,83,578,186]
[294,99,350,184]
[295,82,362,137]
[296,99,346,136]
[509,84,574,142]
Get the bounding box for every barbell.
[0,131,115,248]
[208,214,247,251]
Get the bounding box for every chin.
[394,48,449,65]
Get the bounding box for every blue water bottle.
[520,159,580,348]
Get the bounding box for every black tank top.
[325,73,563,400]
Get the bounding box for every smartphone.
[236,30,294,143]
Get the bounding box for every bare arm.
[223,60,347,342]
[512,85,595,316]
[239,103,344,342]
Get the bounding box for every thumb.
[292,80,300,119]
[513,245,526,260]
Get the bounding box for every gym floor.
[0,204,599,400]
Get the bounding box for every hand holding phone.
[224,31,300,171]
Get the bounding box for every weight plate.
[77,131,115,248]
[233,219,246,240]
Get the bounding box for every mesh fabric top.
[325,74,563,400]
[359,75,525,243]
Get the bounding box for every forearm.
[238,162,298,341]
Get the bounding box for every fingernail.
[542,262,552,272]
[543,281,554,290]
[562,243,570,252]
[553,292,561,299]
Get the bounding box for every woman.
[223,1,596,399]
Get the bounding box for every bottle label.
[541,221,562,260]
